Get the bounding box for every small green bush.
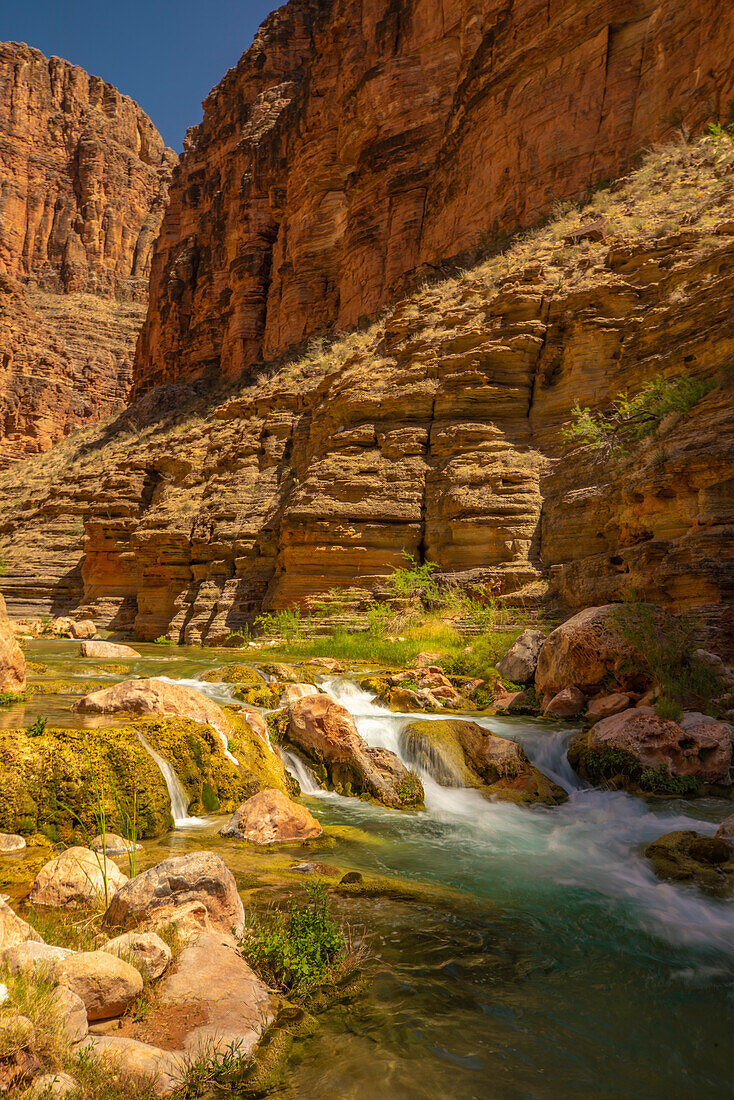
[240,882,345,995]
[154,636,174,646]
[0,690,26,706]
[639,767,699,796]
[26,715,47,737]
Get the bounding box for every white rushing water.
[279,747,322,794]
[318,677,734,954]
[154,675,240,764]
[136,731,206,826]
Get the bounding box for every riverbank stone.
[102,931,172,980]
[79,640,141,659]
[56,950,143,1021]
[220,789,322,845]
[30,847,128,909]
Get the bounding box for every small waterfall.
[280,748,322,795]
[137,731,197,825]
[399,726,467,788]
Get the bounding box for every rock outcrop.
[73,678,233,744]
[220,788,322,844]
[0,42,176,464]
[645,830,734,897]
[0,35,732,656]
[286,693,424,807]
[132,0,734,395]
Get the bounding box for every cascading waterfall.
[136,731,202,825]
[279,747,322,794]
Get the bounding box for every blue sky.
[3,0,277,150]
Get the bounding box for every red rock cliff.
[0,42,176,465]
[133,0,734,395]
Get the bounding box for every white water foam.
[136,731,206,826]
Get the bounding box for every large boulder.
[281,683,320,706]
[497,629,545,684]
[220,789,322,845]
[0,899,42,950]
[535,604,650,696]
[72,677,234,744]
[0,592,25,695]
[287,694,424,808]
[30,847,128,909]
[645,830,734,897]
[104,851,245,937]
[102,931,172,980]
[569,707,733,792]
[56,950,143,1020]
[400,720,567,805]
[79,640,141,659]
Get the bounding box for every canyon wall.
[133,0,734,395]
[0,42,176,465]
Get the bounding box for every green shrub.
[154,636,173,646]
[255,608,306,642]
[0,691,26,706]
[240,882,346,996]
[26,715,47,737]
[639,767,699,796]
[562,371,714,454]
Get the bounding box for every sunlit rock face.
[0,41,176,465]
[132,0,734,394]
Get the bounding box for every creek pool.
[8,640,734,1099]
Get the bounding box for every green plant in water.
[154,636,174,646]
[240,882,346,995]
[638,767,699,796]
[561,372,714,455]
[26,715,47,737]
[174,1039,251,1098]
[0,690,26,706]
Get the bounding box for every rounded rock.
[56,950,143,1021]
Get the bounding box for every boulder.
[0,898,42,950]
[287,694,424,808]
[1,941,73,974]
[91,833,142,856]
[102,931,172,980]
[220,789,322,844]
[535,604,651,696]
[645,830,734,897]
[156,931,275,1055]
[586,693,631,720]
[79,640,141,659]
[497,629,545,684]
[105,851,245,937]
[259,662,300,682]
[569,707,733,789]
[412,651,443,669]
[30,847,128,909]
[0,833,25,853]
[28,1073,79,1098]
[84,1036,183,1095]
[70,619,97,639]
[0,1015,42,1091]
[493,688,532,713]
[281,683,320,706]
[387,686,443,711]
[0,592,26,695]
[72,677,233,744]
[307,657,343,672]
[400,720,567,805]
[51,984,88,1043]
[716,814,734,843]
[543,686,585,718]
[56,950,143,1020]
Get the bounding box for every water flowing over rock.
[645,831,734,897]
[0,42,176,465]
[220,788,322,844]
[104,852,245,937]
[287,693,424,807]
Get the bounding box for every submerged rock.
[645,830,734,897]
[287,694,424,808]
[0,833,26,852]
[30,847,128,909]
[105,851,245,937]
[400,720,567,805]
[220,788,322,844]
[79,640,141,659]
[57,950,143,1020]
[569,707,732,793]
[497,629,545,684]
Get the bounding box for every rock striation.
[0,42,176,464]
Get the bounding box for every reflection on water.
[10,640,734,1099]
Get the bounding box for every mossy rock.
[97,664,130,675]
[267,708,290,745]
[26,679,109,697]
[236,684,281,708]
[258,663,311,684]
[137,712,294,815]
[358,675,390,696]
[0,724,172,842]
[644,830,734,897]
[568,731,707,798]
[200,664,264,686]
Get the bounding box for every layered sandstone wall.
[133,0,734,395]
[0,42,176,464]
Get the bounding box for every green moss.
[569,732,703,798]
[396,771,424,805]
[25,661,48,674]
[639,767,699,796]
[200,664,264,685]
[26,679,108,697]
[0,725,172,841]
[645,830,734,897]
[0,691,26,706]
[137,712,293,816]
[358,675,390,696]
[236,684,281,708]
